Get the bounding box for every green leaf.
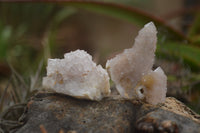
[0,26,12,59]
[157,42,200,70]
[53,7,77,26]
[188,13,200,38]
[63,1,187,40]
[187,13,200,44]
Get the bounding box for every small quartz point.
[106,22,167,104]
[135,67,167,105]
[42,50,110,101]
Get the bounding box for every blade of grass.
[60,1,187,41]
[8,63,29,103]
[8,64,28,91]
[0,25,12,60]
[157,42,200,71]
[0,103,26,118]
[163,6,200,20]
[0,128,4,133]
[0,75,13,112]
[30,60,43,90]
[10,74,21,103]
[188,13,200,44]
[0,119,22,127]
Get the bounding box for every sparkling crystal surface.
[106,22,167,104]
[43,50,110,100]
[139,67,167,105]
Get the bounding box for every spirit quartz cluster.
[42,50,110,100]
[106,22,167,104]
[42,22,167,105]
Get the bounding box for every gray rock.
[12,92,200,133]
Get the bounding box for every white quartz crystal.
[135,67,167,105]
[42,50,110,101]
[106,22,167,104]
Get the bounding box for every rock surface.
[12,92,200,133]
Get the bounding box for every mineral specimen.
[106,22,167,104]
[134,67,167,104]
[42,50,110,101]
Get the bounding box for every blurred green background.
[1,0,200,131]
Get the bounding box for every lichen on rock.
[42,50,110,101]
